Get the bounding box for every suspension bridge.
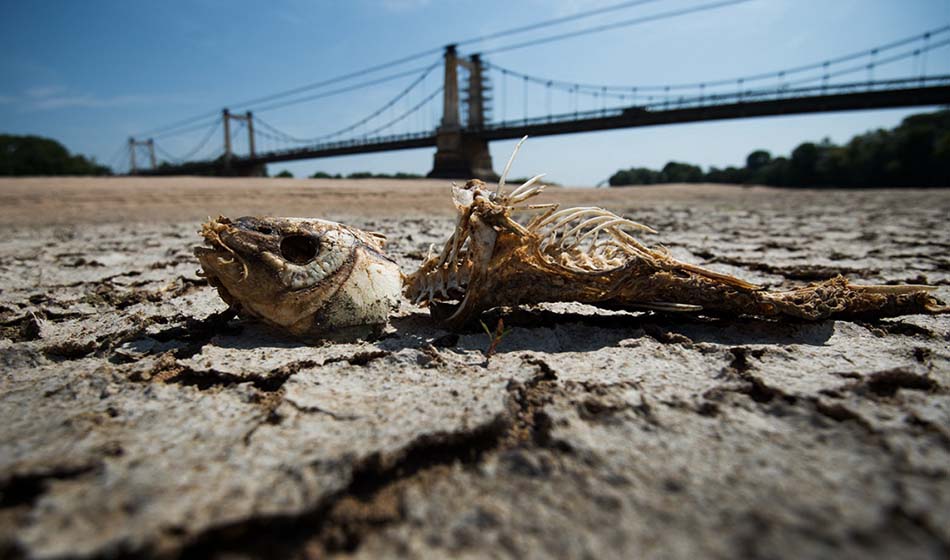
[120,2,950,180]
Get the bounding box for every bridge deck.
[482,84,950,140]
[143,82,950,175]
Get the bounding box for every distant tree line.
[609,109,950,188]
[270,170,426,179]
[306,170,423,180]
[0,134,111,176]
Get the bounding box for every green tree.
[788,142,820,186]
[607,108,950,189]
[661,161,703,183]
[275,170,294,178]
[815,146,849,187]
[746,150,771,171]
[0,134,111,176]
[609,167,663,186]
[761,157,791,186]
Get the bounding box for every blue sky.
[1,0,948,185]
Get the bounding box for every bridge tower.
[428,46,497,180]
[221,109,265,176]
[128,137,156,174]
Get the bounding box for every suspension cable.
[150,116,220,140]
[130,0,677,138]
[155,121,222,162]
[456,0,667,48]
[362,87,444,137]
[484,24,950,94]
[784,36,950,88]
[132,55,443,138]
[248,63,437,114]
[481,0,755,56]
[253,60,441,143]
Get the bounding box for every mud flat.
[1,178,948,559]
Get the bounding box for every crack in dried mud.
[179,357,567,559]
[179,418,509,559]
[0,464,100,510]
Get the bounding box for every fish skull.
[195,216,401,335]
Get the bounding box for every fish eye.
[236,217,274,235]
[279,234,319,265]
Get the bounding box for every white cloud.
[31,94,146,110]
[3,86,193,111]
[25,85,66,99]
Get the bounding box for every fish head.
[195,216,401,334]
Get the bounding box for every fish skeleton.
[195,215,401,335]
[404,138,948,330]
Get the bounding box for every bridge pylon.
[428,46,497,181]
[221,108,265,176]
[128,137,156,174]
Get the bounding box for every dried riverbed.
[1,180,948,559]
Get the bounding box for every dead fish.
[405,138,948,330]
[195,216,401,335]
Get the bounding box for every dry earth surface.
[1,177,949,559]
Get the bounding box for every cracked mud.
[1,183,949,559]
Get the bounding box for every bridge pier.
[428,46,497,181]
[216,161,266,177]
[240,163,267,177]
[429,131,495,180]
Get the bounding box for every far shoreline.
[0,177,946,226]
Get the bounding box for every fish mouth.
[194,224,231,259]
[193,241,225,258]
[194,217,250,280]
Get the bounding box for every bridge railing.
[193,129,438,166]
[479,75,950,132]
[660,74,950,111]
